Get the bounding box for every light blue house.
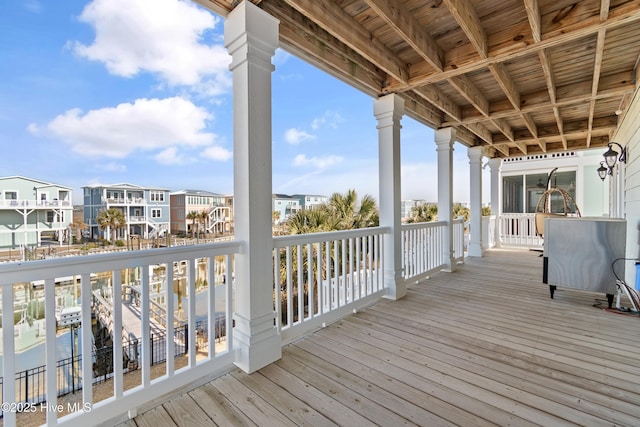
[83,183,170,241]
[272,194,301,224]
[0,176,73,248]
[291,194,328,211]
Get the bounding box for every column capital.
[225,1,279,71]
[374,93,405,118]
[468,146,483,162]
[435,127,456,145]
[488,157,502,172]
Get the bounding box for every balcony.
[1,220,638,426]
[0,200,72,209]
[124,249,640,427]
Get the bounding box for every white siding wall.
[613,88,640,287]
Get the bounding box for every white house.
[0,176,73,249]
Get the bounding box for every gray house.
[83,183,170,241]
[0,176,73,248]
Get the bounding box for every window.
[151,209,161,218]
[150,191,165,202]
[502,176,523,213]
[503,171,577,214]
[5,191,17,200]
[47,211,63,222]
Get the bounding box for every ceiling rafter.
[363,0,444,71]
[587,29,607,147]
[444,0,488,59]
[197,0,640,159]
[601,0,611,21]
[261,1,385,94]
[282,0,409,84]
[524,0,541,43]
[386,3,640,92]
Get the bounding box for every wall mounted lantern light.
[603,142,627,169]
[599,142,627,179]
[597,162,608,181]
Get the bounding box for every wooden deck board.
[126,249,640,427]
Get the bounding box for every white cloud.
[72,0,230,94]
[201,145,232,161]
[293,154,343,170]
[96,161,127,172]
[37,96,215,158]
[284,128,314,145]
[311,110,343,130]
[155,147,189,165]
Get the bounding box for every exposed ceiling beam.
[386,3,640,92]
[524,0,541,43]
[444,0,488,58]
[587,29,607,147]
[489,63,521,110]
[448,79,634,126]
[448,74,489,116]
[363,0,444,71]
[262,1,386,96]
[283,0,409,84]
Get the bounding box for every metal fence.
[0,319,226,416]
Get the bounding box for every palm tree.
[325,189,379,230]
[186,211,199,238]
[452,203,471,222]
[280,190,379,323]
[199,209,209,237]
[96,208,126,245]
[406,203,438,223]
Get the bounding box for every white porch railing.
[498,213,544,249]
[0,242,240,427]
[401,221,446,282]
[482,215,497,249]
[0,219,465,425]
[401,219,465,284]
[453,218,465,263]
[273,227,388,345]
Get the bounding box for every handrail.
[0,240,241,426]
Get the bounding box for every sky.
[1,0,489,206]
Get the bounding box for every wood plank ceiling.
[196,0,640,158]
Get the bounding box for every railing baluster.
[273,250,282,330]
[2,283,16,427]
[187,259,196,366]
[141,265,151,386]
[306,243,313,320]
[225,255,233,350]
[297,244,303,324]
[165,263,174,376]
[45,278,57,426]
[112,271,123,398]
[81,273,93,406]
[315,242,322,316]
[286,246,293,327]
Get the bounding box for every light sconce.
[598,142,627,180]
[597,162,608,181]
[603,142,627,169]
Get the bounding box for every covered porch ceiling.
[196,0,640,159]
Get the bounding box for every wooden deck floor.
[122,249,640,426]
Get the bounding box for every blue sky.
[1,0,488,205]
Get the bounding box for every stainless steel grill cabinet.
[542,217,626,307]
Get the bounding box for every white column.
[468,146,483,257]
[489,158,502,247]
[374,94,405,300]
[435,128,456,271]
[224,1,281,373]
